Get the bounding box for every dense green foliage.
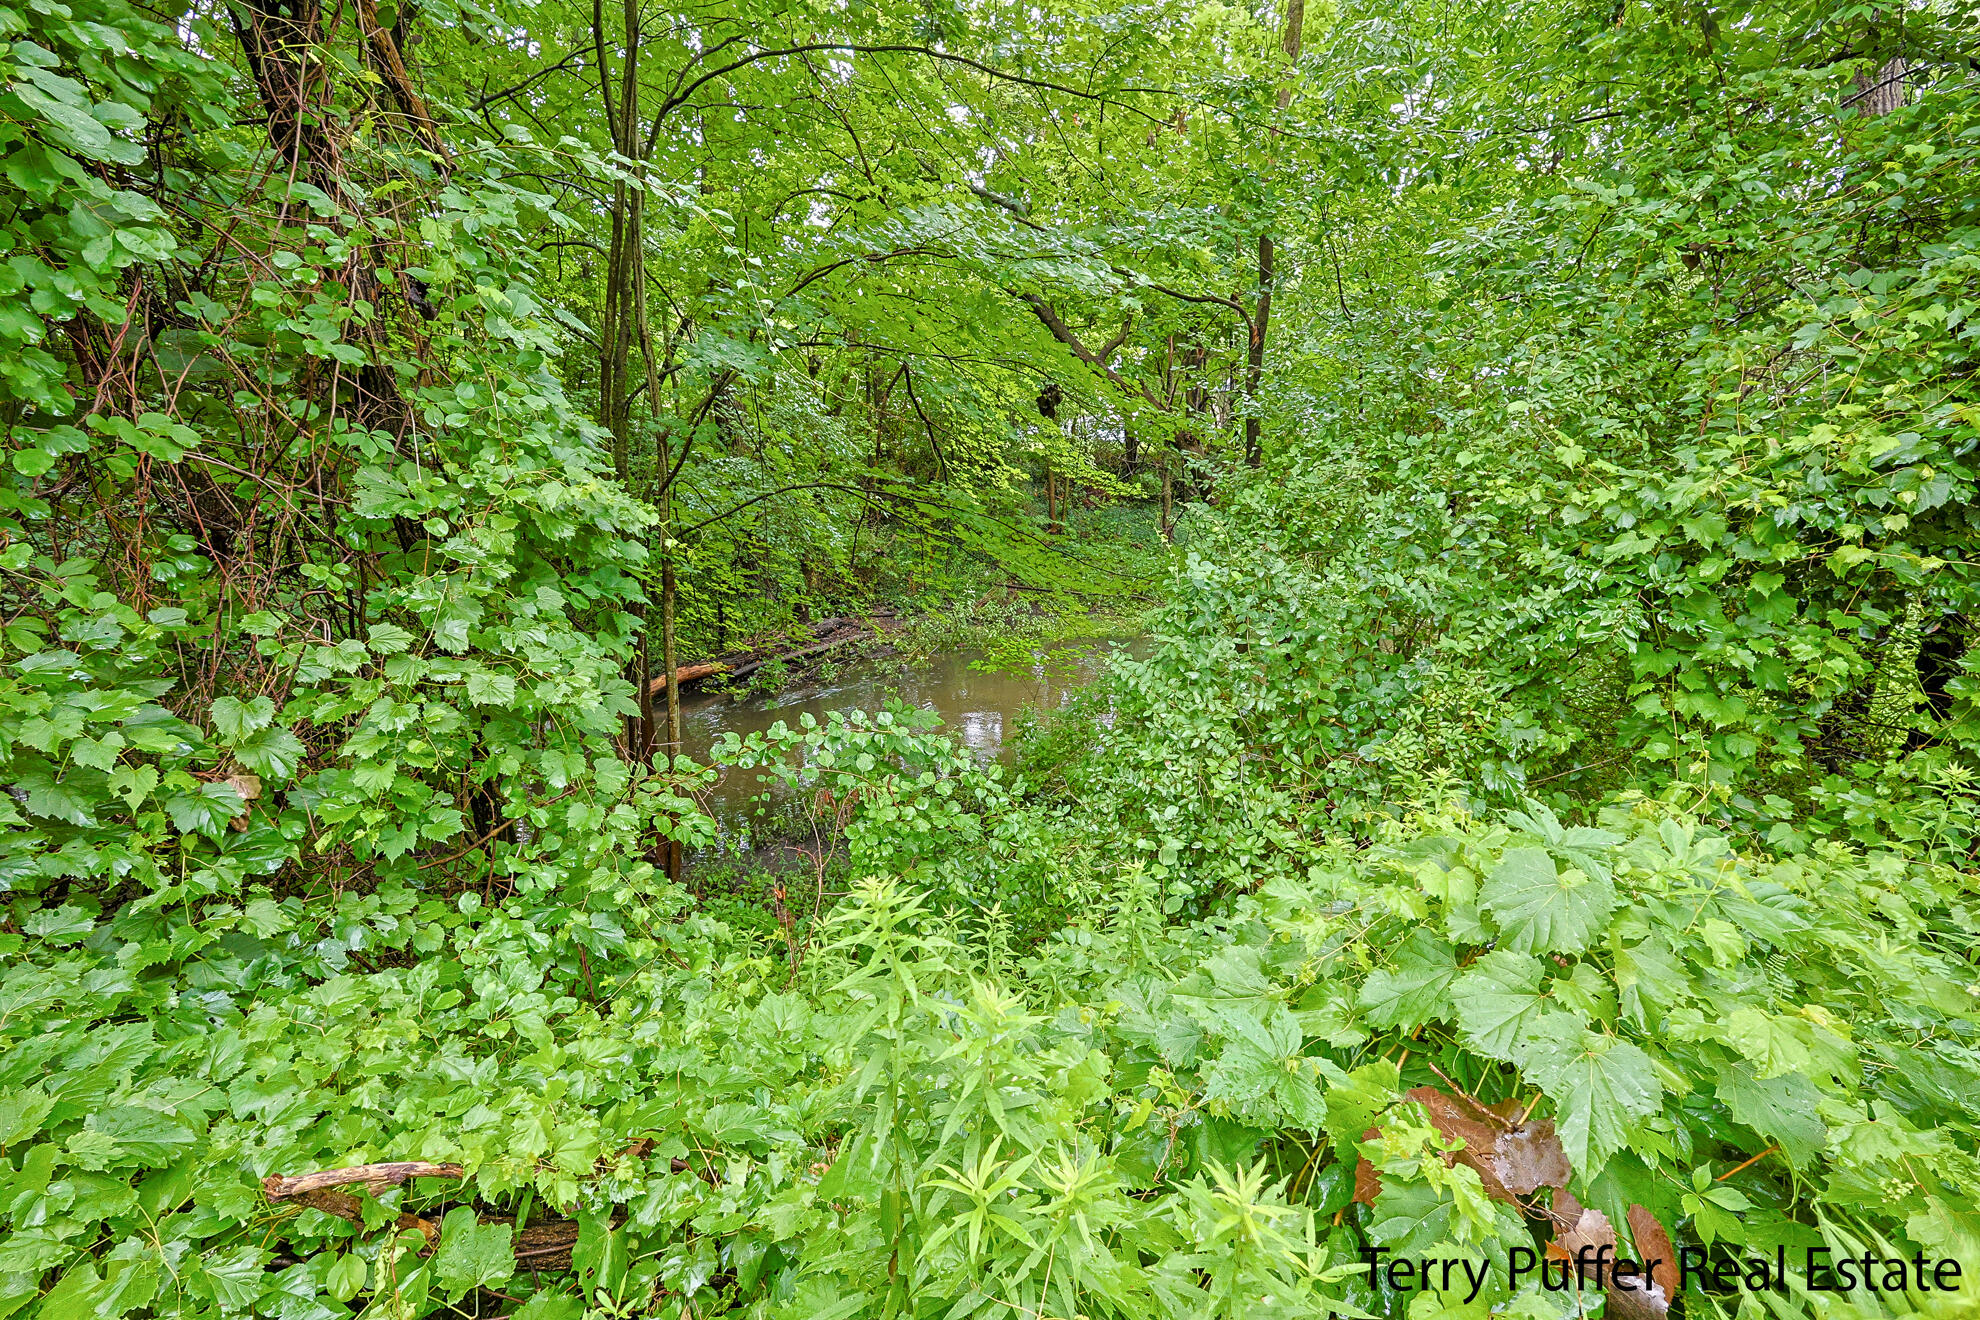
[4,0,1979,1313]
[8,795,1978,1319]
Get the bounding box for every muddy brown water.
[678,637,1143,857]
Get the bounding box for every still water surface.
[679,637,1140,842]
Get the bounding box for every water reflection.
[956,709,1004,757]
[677,637,1139,848]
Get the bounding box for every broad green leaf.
[432,1206,513,1301]
[11,448,55,476]
[511,1293,584,1320]
[107,764,158,808]
[22,906,94,944]
[1451,950,1562,1061]
[234,727,305,778]
[210,695,274,741]
[0,1229,70,1274]
[464,670,517,705]
[1358,930,1459,1030]
[14,768,95,825]
[0,1089,54,1145]
[1716,1065,1826,1168]
[1481,847,1616,954]
[1517,1016,1662,1176]
[1323,1058,1401,1160]
[163,787,242,837]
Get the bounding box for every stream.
[679,636,1142,857]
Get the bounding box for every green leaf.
[366,623,416,654]
[1367,1175,1523,1256]
[1451,950,1562,1061]
[234,727,305,778]
[463,670,517,705]
[1720,1006,1812,1079]
[14,767,96,825]
[163,787,243,838]
[0,1089,55,1145]
[1517,1016,1662,1176]
[22,906,94,944]
[325,1253,367,1303]
[210,695,274,741]
[14,82,147,165]
[570,1210,624,1297]
[1480,846,1616,954]
[511,1292,584,1320]
[108,764,159,808]
[1366,1181,1467,1255]
[1716,1064,1827,1169]
[1323,1058,1401,1160]
[86,1106,197,1165]
[1358,929,1459,1030]
[11,448,55,476]
[0,1229,72,1275]
[432,1206,513,1301]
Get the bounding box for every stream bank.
[677,631,1145,868]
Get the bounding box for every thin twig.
[1716,1145,1778,1182]
[417,787,581,870]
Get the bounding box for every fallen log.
[652,615,899,694]
[262,1151,701,1266]
[644,660,729,695]
[720,629,872,684]
[278,1187,440,1246]
[263,1161,464,1199]
[512,1219,581,1271]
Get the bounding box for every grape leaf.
[1324,1058,1401,1160]
[1358,929,1459,1030]
[210,695,274,741]
[1452,950,1564,1061]
[511,1293,584,1320]
[1716,1064,1826,1168]
[433,1206,513,1301]
[1518,1016,1662,1176]
[1482,847,1616,954]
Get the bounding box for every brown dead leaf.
[1409,1088,1515,1199]
[1352,1126,1382,1204]
[1549,1189,1672,1320]
[1494,1118,1572,1194]
[1628,1204,1680,1302]
[221,770,259,830]
[1351,1088,1572,1207]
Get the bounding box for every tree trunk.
[1851,57,1911,117]
[1243,0,1305,470]
[1277,0,1305,111]
[1178,343,1210,502]
[593,0,648,761]
[229,0,340,191]
[660,550,681,880]
[624,55,686,877]
[1245,233,1272,468]
[1160,452,1173,541]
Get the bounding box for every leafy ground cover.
[8,774,1976,1319]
